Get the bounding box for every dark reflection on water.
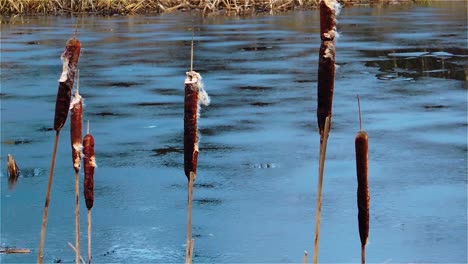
[1,2,467,264]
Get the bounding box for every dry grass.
[0,0,417,15]
[0,0,318,15]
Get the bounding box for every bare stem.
[190,32,194,72]
[357,95,362,132]
[87,120,90,134]
[185,172,195,264]
[313,116,331,264]
[302,250,308,264]
[361,244,366,264]
[38,131,61,264]
[67,242,86,264]
[75,171,81,264]
[87,209,92,264]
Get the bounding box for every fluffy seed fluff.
[59,54,70,82]
[323,42,335,59]
[89,156,97,168]
[69,93,82,110]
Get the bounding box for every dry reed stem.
[7,154,20,190]
[0,248,31,254]
[67,242,86,264]
[87,209,92,264]
[302,250,308,264]
[355,96,369,264]
[74,171,81,264]
[312,116,330,264]
[38,131,60,264]
[185,172,195,264]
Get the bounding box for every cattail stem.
[302,251,308,264]
[38,131,60,264]
[185,172,195,264]
[71,70,83,264]
[313,116,331,264]
[74,171,81,264]
[87,209,92,264]
[361,244,365,264]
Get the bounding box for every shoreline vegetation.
[1,0,428,16]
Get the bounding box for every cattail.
[313,1,339,263]
[70,74,83,173]
[184,71,210,181]
[70,71,83,264]
[355,96,369,264]
[317,0,339,141]
[38,35,81,264]
[83,122,95,210]
[83,121,96,264]
[184,36,209,264]
[54,38,81,132]
[7,154,20,190]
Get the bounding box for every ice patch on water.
[388,51,429,57]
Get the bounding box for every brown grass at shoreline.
[1,0,417,15]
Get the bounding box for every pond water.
[1,2,467,263]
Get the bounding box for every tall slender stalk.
[83,121,95,264]
[313,1,339,262]
[183,36,209,263]
[70,70,83,264]
[355,95,369,264]
[312,116,330,264]
[38,36,81,264]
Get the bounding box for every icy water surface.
[1,2,467,263]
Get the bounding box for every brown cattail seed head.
[70,94,83,173]
[183,71,210,181]
[317,41,336,138]
[83,133,95,210]
[184,72,200,181]
[54,38,81,131]
[355,131,369,247]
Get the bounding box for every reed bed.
[0,0,415,15]
[38,35,81,264]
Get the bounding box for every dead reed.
[0,0,321,15]
[312,116,330,264]
[83,121,96,264]
[38,35,81,264]
[183,37,210,263]
[355,96,369,264]
[70,71,83,264]
[313,0,339,263]
[7,154,20,190]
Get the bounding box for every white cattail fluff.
[69,93,82,110]
[59,53,70,82]
[323,42,335,59]
[89,156,97,168]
